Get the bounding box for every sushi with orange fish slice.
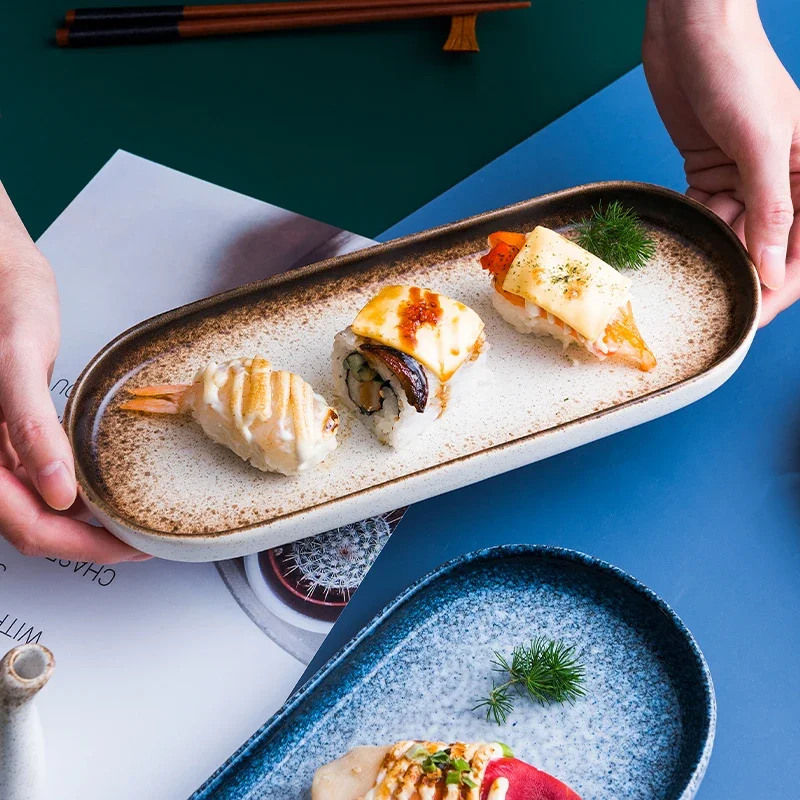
[119,356,338,476]
[480,226,656,372]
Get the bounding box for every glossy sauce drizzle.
[397,287,443,346]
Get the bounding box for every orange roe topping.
[398,287,443,346]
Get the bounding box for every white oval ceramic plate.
[64,183,759,561]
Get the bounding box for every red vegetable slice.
[481,758,582,800]
[480,240,520,277]
[488,231,528,250]
[480,240,526,308]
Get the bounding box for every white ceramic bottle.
[0,644,55,800]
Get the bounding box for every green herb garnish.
[421,749,450,773]
[575,200,655,271]
[551,259,589,296]
[411,748,477,789]
[445,770,462,785]
[473,637,586,725]
[404,744,430,761]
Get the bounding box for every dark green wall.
[1,2,646,239]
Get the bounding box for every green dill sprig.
[575,200,655,271]
[473,638,586,725]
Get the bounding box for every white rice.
[332,327,489,448]
[491,290,617,362]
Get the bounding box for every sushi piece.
[480,226,656,372]
[333,285,487,448]
[312,740,581,800]
[119,356,338,476]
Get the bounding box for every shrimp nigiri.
[119,356,338,476]
[480,226,656,372]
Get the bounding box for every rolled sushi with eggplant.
[333,285,487,448]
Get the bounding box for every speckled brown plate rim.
[64,181,760,542]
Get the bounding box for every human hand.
[0,182,148,562]
[643,0,800,325]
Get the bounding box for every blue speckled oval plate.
[191,545,715,799]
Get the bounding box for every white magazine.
[0,151,387,800]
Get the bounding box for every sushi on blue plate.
[312,739,581,800]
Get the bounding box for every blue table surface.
[302,2,800,797]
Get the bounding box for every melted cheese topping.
[501,226,631,341]
[351,285,485,382]
[362,741,505,800]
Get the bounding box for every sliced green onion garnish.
[497,741,514,758]
[462,776,478,789]
[450,758,470,772]
[421,749,449,772]
[445,770,461,785]
[405,744,429,761]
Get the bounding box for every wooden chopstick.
[57,0,529,47]
[65,0,511,24]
